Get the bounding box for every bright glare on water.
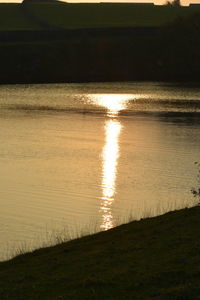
[0,82,200,260]
[101,119,121,230]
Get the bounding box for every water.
[0,82,200,260]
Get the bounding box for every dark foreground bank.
[1,206,200,299]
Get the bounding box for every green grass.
[1,205,200,299]
[0,2,200,31]
[0,4,41,30]
[26,2,200,29]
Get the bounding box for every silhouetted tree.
[165,0,181,6]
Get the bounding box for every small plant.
[191,162,200,200]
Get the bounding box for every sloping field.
[26,2,200,29]
[0,2,200,31]
[0,4,42,30]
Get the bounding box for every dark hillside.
[0,4,42,30]
[23,2,200,29]
[1,2,200,31]
[0,3,199,83]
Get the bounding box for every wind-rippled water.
[0,82,200,260]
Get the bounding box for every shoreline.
[1,205,200,299]
[0,78,199,86]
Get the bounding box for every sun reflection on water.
[89,94,132,116]
[88,93,131,230]
[101,119,121,230]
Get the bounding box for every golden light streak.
[88,93,130,230]
[100,119,121,230]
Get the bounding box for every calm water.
[0,82,200,260]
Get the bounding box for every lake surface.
[0,82,200,260]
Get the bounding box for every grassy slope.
[0,4,41,30]
[1,2,200,31]
[27,2,200,29]
[1,206,200,299]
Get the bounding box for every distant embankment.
[0,2,199,84]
